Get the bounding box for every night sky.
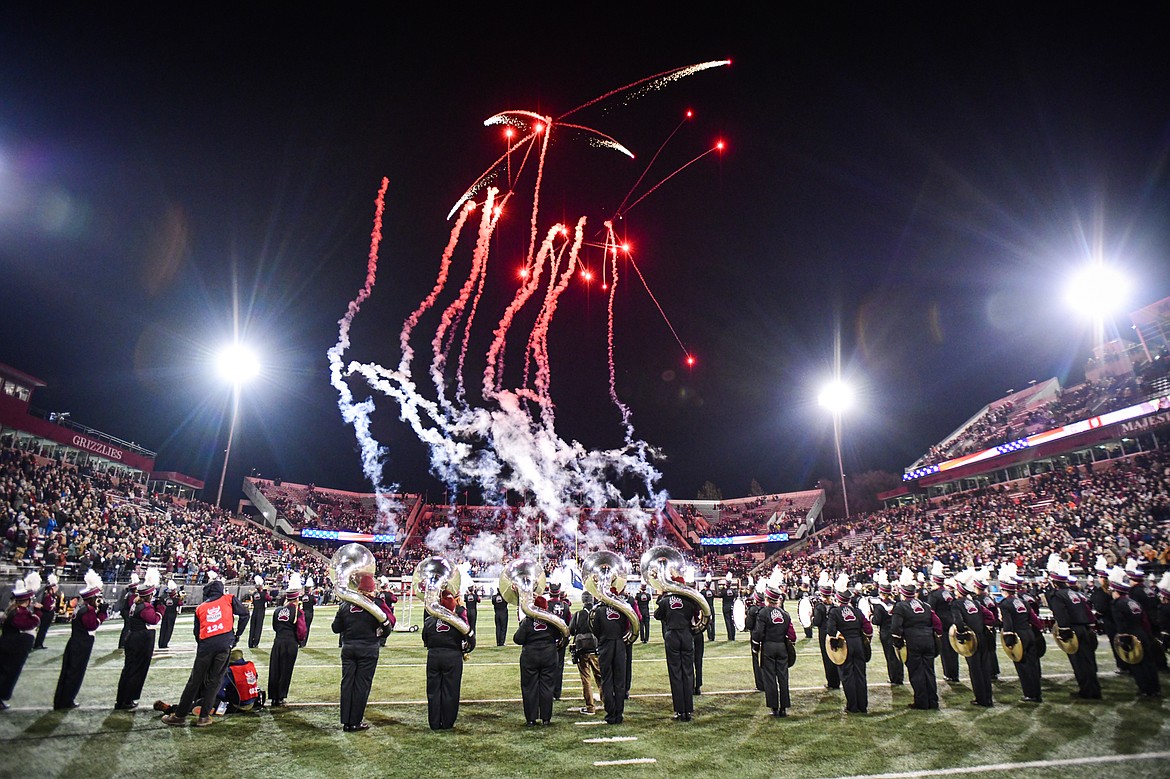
[2,6,1169,509]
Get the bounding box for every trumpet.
[639,545,712,634]
[581,550,640,644]
[328,543,389,624]
[413,556,472,637]
[498,558,570,638]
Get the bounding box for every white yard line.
[816,751,1170,779]
[593,758,657,766]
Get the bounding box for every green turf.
[2,604,1168,779]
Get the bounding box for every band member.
[1108,566,1162,697]
[720,575,740,641]
[247,574,271,649]
[464,584,480,635]
[751,584,796,717]
[891,567,941,710]
[590,588,634,724]
[331,572,396,732]
[422,590,473,729]
[635,584,653,643]
[693,604,706,696]
[1158,573,1170,664]
[654,575,697,721]
[1091,555,1124,673]
[825,573,872,714]
[973,568,1000,681]
[53,570,109,709]
[870,571,903,686]
[1126,559,1166,672]
[701,577,717,641]
[744,589,764,691]
[0,576,41,710]
[492,587,510,647]
[114,568,164,711]
[269,574,308,707]
[547,582,572,700]
[33,572,58,650]
[514,594,560,726]
[162,571,250,727]
[813,571,840,690]
[117,572,139,650]
[570,592,603,714]
[1045,554,1101,699]
[622,587,638,696]
[951,568,995,707]
[300,579,316,648]
[927,561,960,683]
[997,562,1044,703]
[156,579,183,649]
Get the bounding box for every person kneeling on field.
[162,572,250,727]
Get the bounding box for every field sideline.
[1,602,1168,779]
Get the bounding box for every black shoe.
[541,719,551,726]
[343,722,370,732]
[0,701,8,711]
[526,720,538,727]
[970,700,993,707]
[682,712,692,721]
[54,702,80,710]
[114,702,138,711]
[694,688,701,695]
[944,677,959,683]
[673,712,683,720]
[1021,696,1042,703]
[33,645,46,651]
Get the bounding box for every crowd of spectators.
[765,447,1170,591]
[918,374,1147,468]
[2,441,329,587]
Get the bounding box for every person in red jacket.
[163,571,249,727]
[0,576,41,710]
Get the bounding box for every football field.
[2,604,1168,779]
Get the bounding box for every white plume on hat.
[1095,555,1110,574]
[130,572,140,586]
[287,572,303,594]
[1108,565,1130,590]
[834,572,850,594]
[12,576,32,598]
[84,569,103,591]
[143,567,161,590]
[25,571,42,593]
[931,560,945,579]
[254,574,264,586]
[954,567,976,593]
[898,567,916,590]
[997,561,1018,586]
[48,573,59,587]
[874,569,889,588]
[817,570,832,590]
[1125,558,1144,578]
[1045,554,1070,580]
[1158,572,1170,595]
[167,579,178,591]
[305,576,315,589]
[206,570,220,582]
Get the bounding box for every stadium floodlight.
[818,379,852,519]
[1065,263,1130,317]
[214,342,261,509]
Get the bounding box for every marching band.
[2,543,1168,731]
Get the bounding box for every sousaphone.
[1000,630,1024,663]
[948,623,978,658]
[1114,633,1144,665]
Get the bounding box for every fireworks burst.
[330,62,729,558]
